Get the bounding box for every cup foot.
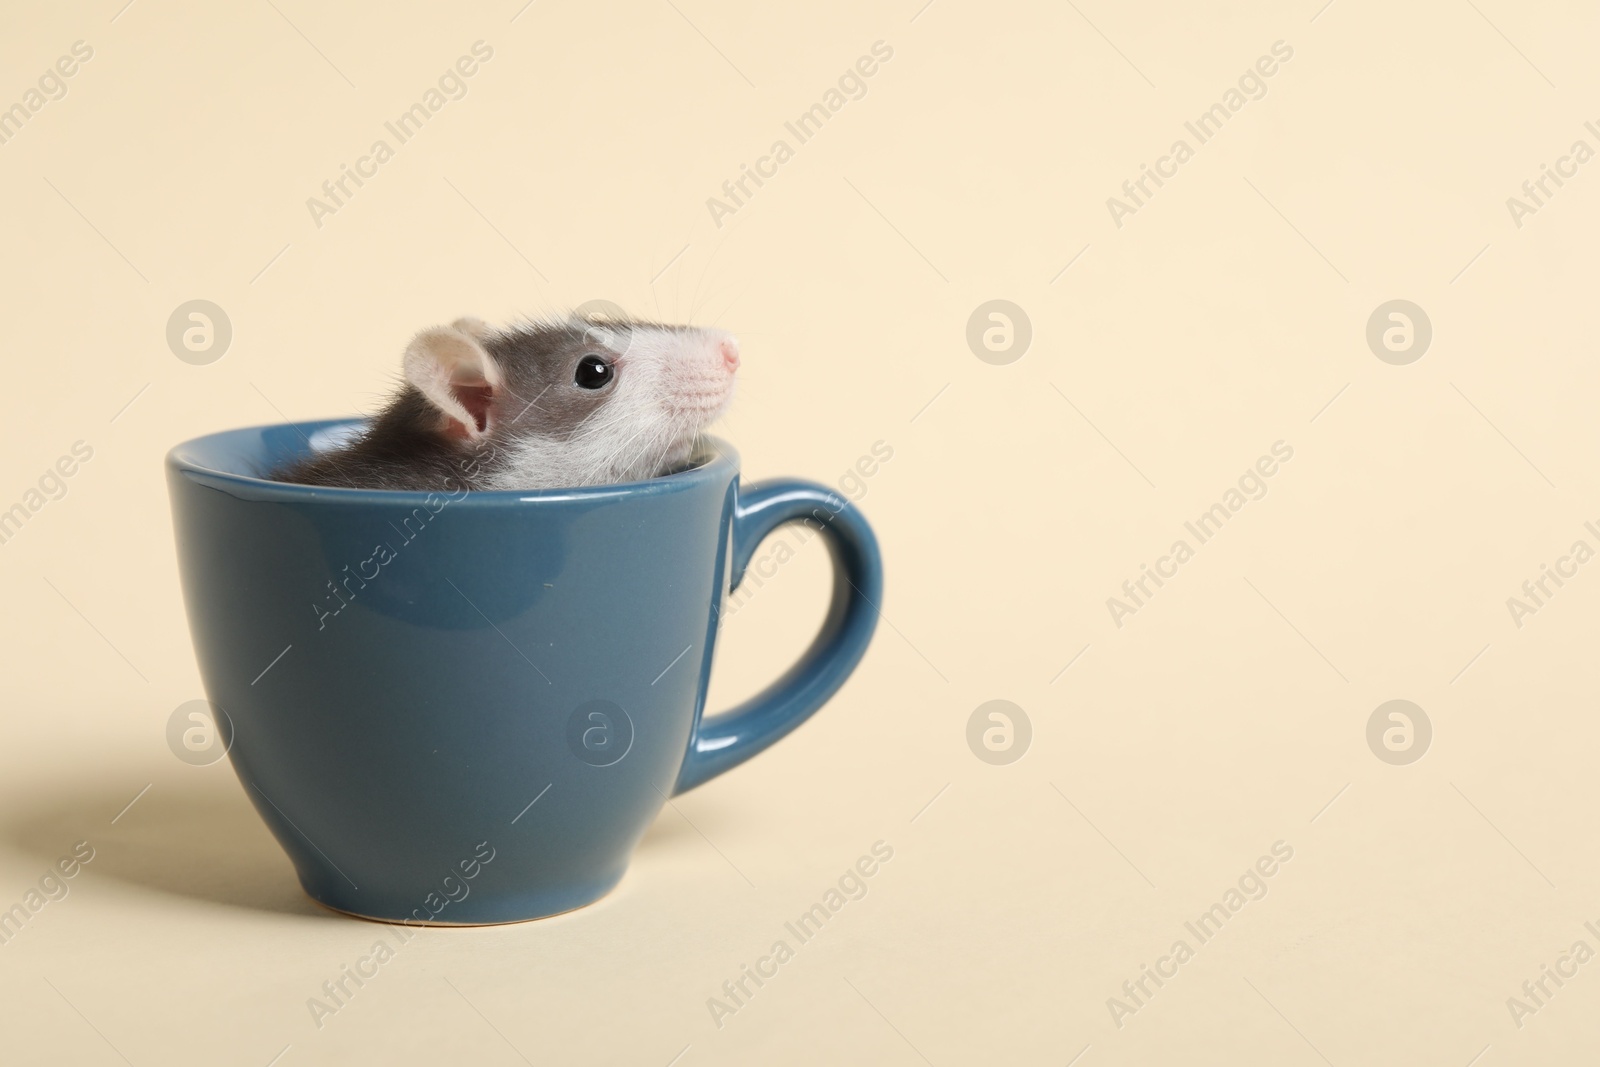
[296,867,626,926]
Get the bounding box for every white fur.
[484,324,737,489]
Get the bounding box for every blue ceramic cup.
[166,420,882,923]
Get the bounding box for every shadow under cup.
[166,420,882,924]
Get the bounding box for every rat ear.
[451,316,492,341]
[403,321,503,440]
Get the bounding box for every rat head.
[400,313,739,488]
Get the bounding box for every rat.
[271,312,739,491]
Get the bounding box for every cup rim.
[167,418,739,505]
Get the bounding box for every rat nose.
[718,336,740,371]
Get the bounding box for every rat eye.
[574,355,614,390]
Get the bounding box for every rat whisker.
[596,419,658,475]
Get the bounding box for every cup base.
[307,895,607,927]
[297,867,626,926]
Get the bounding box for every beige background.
[1,0,1597,1063]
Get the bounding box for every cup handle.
[672,479,884,795]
